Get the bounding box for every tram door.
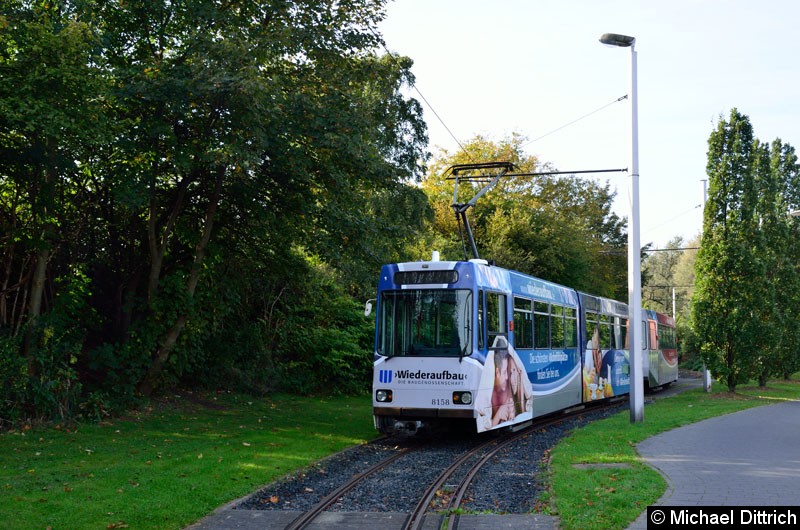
[648,321,657,349]
[648,320,658,384]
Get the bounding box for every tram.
[644,309,678,388]
[369,254,677,434]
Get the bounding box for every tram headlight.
[376,389,392,403]
[452,391,472,405]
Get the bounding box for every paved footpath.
[627,398,800,529]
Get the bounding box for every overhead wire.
[642,204,702,239]
[368,26,473,160]
[519,95,628,149]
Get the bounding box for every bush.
[0,334,27,427]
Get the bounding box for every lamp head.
[600,33,636,47]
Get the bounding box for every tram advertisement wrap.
[583,328,630,401]
[475,337,533,433]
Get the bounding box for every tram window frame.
[478,290,485,350]
[648,321,658,350]
[621,318,629,348]
[611,316,624,349]
[377,289,473,358]
[659,326,676,349]
[533,301,550,349]
[486,291,507,344]
[513,297,534,349]
[551,305,565,349]
[564,307,578,348]
[586,311,599,348]
[598,313,611,349]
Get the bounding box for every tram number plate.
[431,398,451,406]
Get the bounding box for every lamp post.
[701,180,713,392]
[600,32,643,423]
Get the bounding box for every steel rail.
[402,435,503,530]
[444,401,624,530]
[285,399,625,530]
[283,447,409,530]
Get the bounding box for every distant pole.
[600,32,643,423]
[672,288,676,320]
[701,179,712,392]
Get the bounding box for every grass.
[545,377,800,530]
[3,378,798,530]
[0,392,377,530]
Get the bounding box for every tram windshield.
[378,289,472,357]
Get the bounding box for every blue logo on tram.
[379,370,393,383]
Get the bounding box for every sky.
[378,0,800,249]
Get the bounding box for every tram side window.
[486,292,507,344]
[641,320,648,350]
[380,299,396,356]
[621,318,629,348]
[513,297,533,349]
[659,326,676,349]
[611,316,624,349]
[598,314,611,349]
[564,307,577,348]
[534,301,550,349]
[586,312,599,347]
[551,305,565,349]
[478,290,485,350]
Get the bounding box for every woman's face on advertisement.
[508,360,519,393]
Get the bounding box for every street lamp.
[790,209,800,217]
[600,32,644,423]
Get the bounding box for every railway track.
[279,400,624,530]
[282,446,410,530]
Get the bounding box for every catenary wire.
[519,95,628,148]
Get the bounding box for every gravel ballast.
[237,402,627,515]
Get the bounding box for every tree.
[0,2,112,419]
[768,140,800,380]
[751,139,782,386]
[1,0,430,421]
[692,109,769,392]
[77,0,430,396]
[642,236,685,314]
[671,235,700,363]
[419,135,628,299]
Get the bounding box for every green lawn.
[546,378,800,530]
[0,392,377,530]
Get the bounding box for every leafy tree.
[419,135,627,299]
[751,139,782,386]
[693,113,800,389]
[672,236,699,318]
[672,235,700,363]
[641,236,685,314]
[769,140,800,380]
[82,0,429,396]
[0,2,111,418]
[692,109,768,392]
[0,0,430,421]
